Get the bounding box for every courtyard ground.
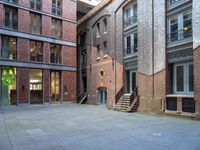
[0,103,200,150]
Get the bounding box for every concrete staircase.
[114,87,139,112]
[114,94,131,112]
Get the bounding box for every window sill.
[96,36,101,39]
[103,32,108,35]
[166,94,194,98]
[103,55,108,59]
[96,57,100,61]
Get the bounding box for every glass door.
[129,71,136,93]
[98,89,107,104]
[51,71,60,102]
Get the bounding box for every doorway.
[129,71,136,93]
[50,71,60,102]
[98,88,107,104]
[1,67,17,105]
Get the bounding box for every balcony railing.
[124,16,137,28]
[168,0,184,6]
[168,27,192,44]
[124,46,137,57]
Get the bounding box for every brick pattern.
[42,16,51,37]
[43,69,50,102]
[43,42,50,64]
[0,5,3,28]
[18,0,30,7]
[42,0,52,14]
[62,21,77,42]
[194,46,200,118]
[18,9,30,33]
[62,0,76,20]
[17,68,30,103]
[62,71,76,101]
[17,38,29,62]
[62,46,76,66]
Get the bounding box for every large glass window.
[52,0,62,16]
[1,36,16,60]
[1,67,17,105]
[124,3,137,28]
[30,0,41,10]
[52,18,62,38]
[30,13,41,34]
[174,63,194,94]
[168,11,192,43]
[30,41,43,62]
[30,69,43,104]
[80,32,87,50]
[103,18,107,33]
[50,44,61,64]
[4,6,18,30]
[124,32,137,56]
[96,23,100,37]
[4,0,17,4]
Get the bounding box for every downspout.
[114,13,117,108]
[152,0,155,100]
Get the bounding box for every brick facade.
[0,0,77,106]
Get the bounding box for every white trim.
[173,62,194,95]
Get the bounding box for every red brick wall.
[42,16,51,37]
[62,21,77,42]
[43,42,50,64]
[62,0,76,20]
[43,70,50,102]
[17,68,30,103]
[18,9,30,33]
[62,46,76,66]
[194,46,200,118]
[0,4,3,28]
[17,38,29,61]
[62,71,76,101]
[18,0,30,7]
[42,0,52,14]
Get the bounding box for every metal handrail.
[130,86,138,105]
[115,87,124,104]
[76,89,87,103]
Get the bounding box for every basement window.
[182,98,195,113]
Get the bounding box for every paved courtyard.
[0,103,200,150]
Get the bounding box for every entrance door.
[98,89,107,104]
[129,71,136,93]
[51,71,60,102]
[1,67,17,105]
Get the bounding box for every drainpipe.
[152,0,155,100]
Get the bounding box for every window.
[52,18,62,38]
[30,69,43,104]
[96,23,100,37]
[81,51,87,67]
[4,6,18,30]
[30,41,43,62]
[173,63,194,94]
[4,0,17,3]
[124,32,137,56]
[182,98,195,113]
[183,12,192,38]
[169,0,183,6]
[52,0,62,16]
[103,41,107,55]
[50,44,61,64]
[97,45,100,60]
[1,36,16,60]
[30,0,41,10]
[80,32,87,50]
[124,3,137,28]
[103,18,107,33]
[168,11,192,43]
[166,98,177,111]
[30,13,41,34]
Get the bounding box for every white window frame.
[173,62,194,95]
[124,30,137,56]
[168,10,192,42]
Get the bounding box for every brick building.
[77,0,200,119]
[0,0,77,105]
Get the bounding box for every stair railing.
[130,86,138,106]
[76,89,87,103]
[115,87,124,104]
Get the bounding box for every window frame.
[30,40,43,63]
[173,62,194,95]
[29,13,42,35]
[4,6,18,30]
[51,18,62,38]
[30,0,41,10]
[124,30,137,56]
[1,35,17,60]
[52,0,62,16]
